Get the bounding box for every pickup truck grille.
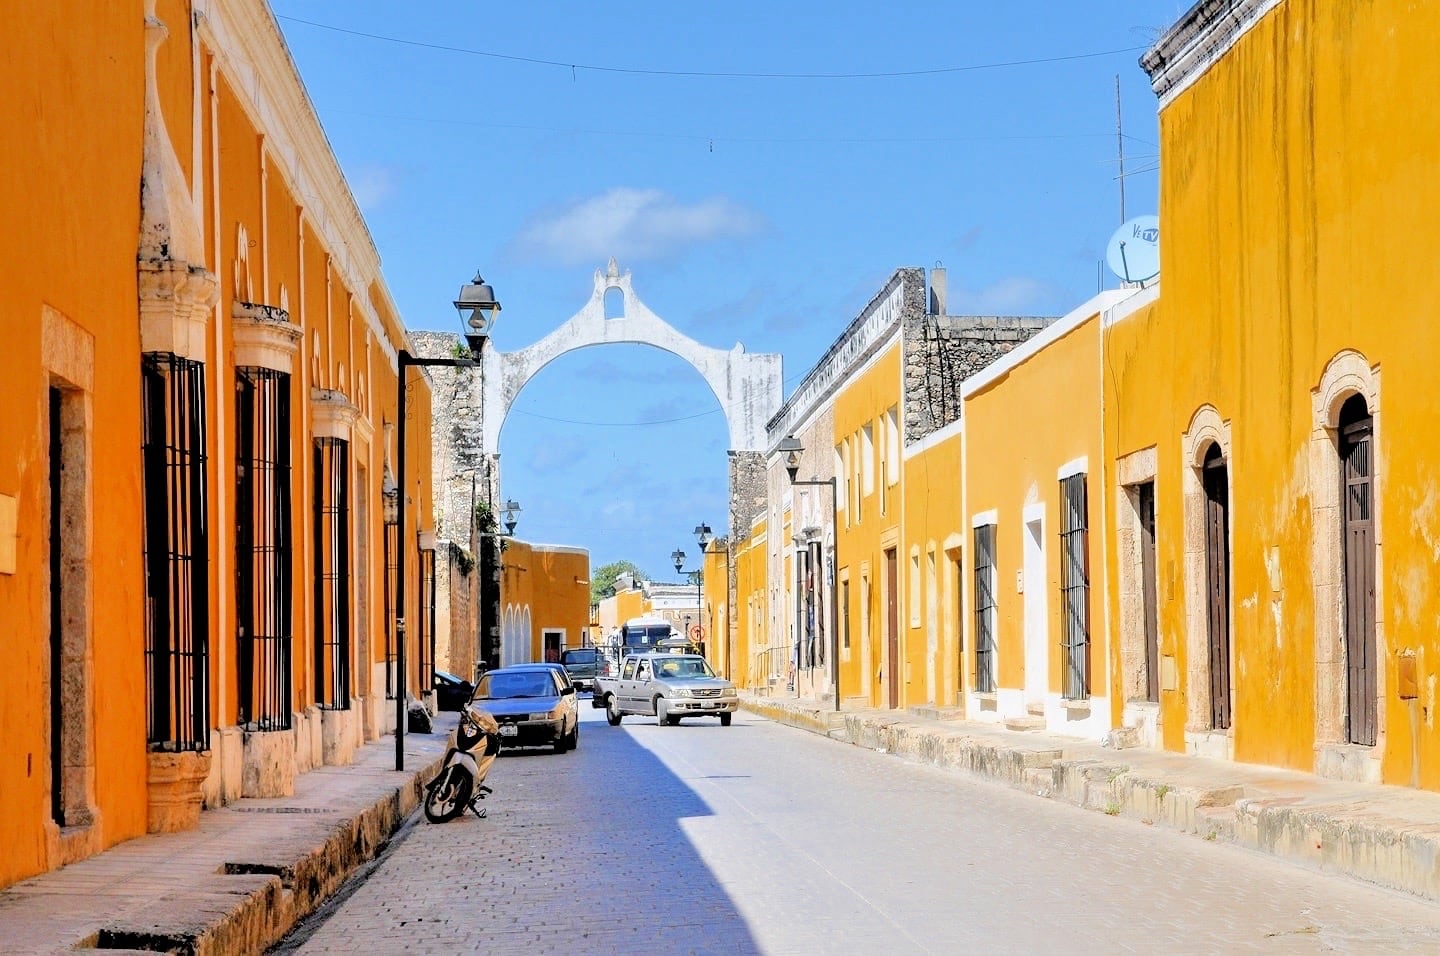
[692,688,722,698]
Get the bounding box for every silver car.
[605,653,739,726]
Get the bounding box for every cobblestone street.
[279,708,1440,954]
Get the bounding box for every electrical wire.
[276,15,1145,81]
[316,105,1134,148]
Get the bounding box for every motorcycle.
[423,704,501,823]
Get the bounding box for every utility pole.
[1116,74,1126,224]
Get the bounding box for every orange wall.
[501,542,590,660]
[0,1,150,884]
[0,0,434,889]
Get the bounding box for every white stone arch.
[476,260,783,454]
[1310,349,1383,782]
[1180,404,1234,757]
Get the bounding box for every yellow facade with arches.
[1102,0,1440,785]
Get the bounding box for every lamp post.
[474,498,519,670]
[777,435,841,713]
[672,522,712,655]
[393,273,500,771]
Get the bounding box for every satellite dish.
[1105,215,1160,284]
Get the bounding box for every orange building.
[1,0,438,889]
[499,541,592,664]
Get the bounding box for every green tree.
[591,560,646,605]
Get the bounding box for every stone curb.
[742,696,1440,903]
[91,750,448,956]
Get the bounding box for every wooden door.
[1202,446,1232,731]
[1137,482,1159,702]
[1340,397,1376,746]
[885,548,899,709]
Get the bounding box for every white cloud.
[349,164,398,212]
[510,187,763,265]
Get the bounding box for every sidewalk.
[741,693,1440,903]
[0,717,455,956]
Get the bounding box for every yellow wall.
[1106,0,1440,783]
[702,540,731,677]
[733,520,768,689]
[963,309,1108,720]
[900,430,965,707]
[831,340,903,706]
[500,542,590,661]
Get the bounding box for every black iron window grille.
[973,524,997,694]
[141,353,211,752]
[235,368,293,731]
[420,546,436,690]
[1060,474,1091,700]
[313,437,351,709]
[383,521,398,699]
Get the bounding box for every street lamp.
[393,272,502,771]
[672,521,712,654]
[777,435,841,712]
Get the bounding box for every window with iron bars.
[420,546,436,691]
[313,437,351,709]
[972,524,997,694]
[1060,474,1091,700]
[235,368,293,731]
[141,353,211,752]
[382,520,398,699]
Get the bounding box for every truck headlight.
[669,687,692,698]
[721,687,737,698]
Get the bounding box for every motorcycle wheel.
[424,766,474,824]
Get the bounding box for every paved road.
[278,704,1440,954]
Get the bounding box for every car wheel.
[720,712,733,727]
[607,698,623,726]
[665,714,681,726]
[654,698,668,725]
[568,722,579,750]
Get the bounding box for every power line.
[319,105,1130,147]
[277,15,1144,81]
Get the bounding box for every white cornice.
[192,0,402,368]
[1140,0,1284,109]
[960,289,1135,399]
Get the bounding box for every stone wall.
[903,313,1054,446]
[728,450,768,542]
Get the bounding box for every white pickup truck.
[592,652,738,726]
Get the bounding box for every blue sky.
[272,0,1187,585]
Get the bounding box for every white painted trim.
[1022,502,1046,524]
[1103,282,1160,328]
[903,414,963,461]
[1057,457,1088,481]
[962,289,1136,399]
[780,327,902,445]
[971,509,998,529]
[1141,0,1284,110]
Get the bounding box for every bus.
[618,616,678,658]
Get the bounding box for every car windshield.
[561,649,597,665]
[656,658,715,679]
[475,672,555,699]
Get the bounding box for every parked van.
[559,647,601,692]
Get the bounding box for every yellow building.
[758,268,1051,710]
[958,292,1137,737]
[499,541,591,664]
[1097,0,1440,787]
[1,0,439,888]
